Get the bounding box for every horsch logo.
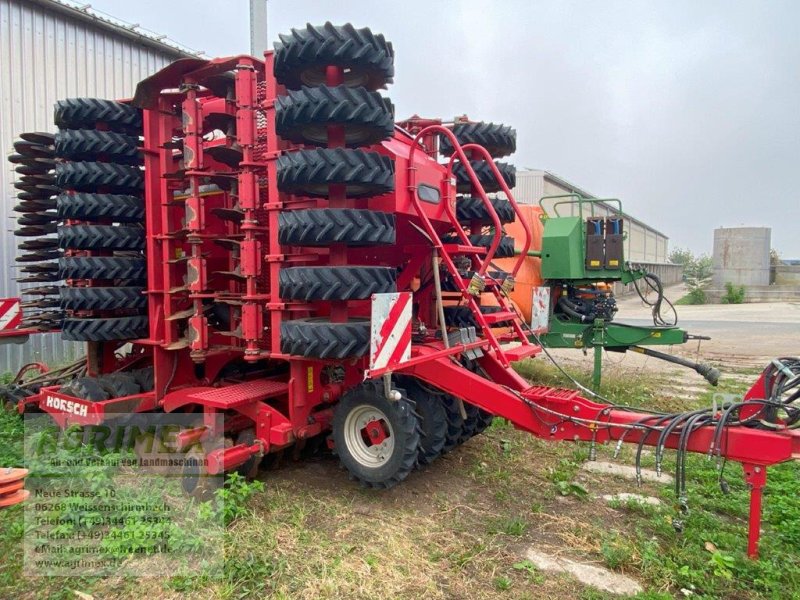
[45,395,89,417]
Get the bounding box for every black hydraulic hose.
[632,271,677,327]
[676,412,712,502]
[557,296,592,323]
[655,409,708,475]
[635,414,675,485]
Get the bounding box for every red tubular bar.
[400,345,800,557]
[408,125,504,274]
[459,142,533,277]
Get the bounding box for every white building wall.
[512,169,669,264]
[0,0,183,373]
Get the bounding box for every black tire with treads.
[277,148,394,198]
[62,315,148,341]
[58,225,144,251]
[276,86,394,147]
[332,381,418,489]
[443,305,513,329]
[279,266,396,301]
[59,256,146,281]
[456,196,514,224]
[54,130,141,163]
[473,409,494,435]
[57,193,144,223]
[274,22,394,90]
[55,162,143,193]
[59,287,146,311]
[453,161,516,193]
[458,402,481,443]
[98,373,141,398]
[54,98,142,133]
[59,377,109,401]
[279,208,395,246]
[280,317,369,359]
[440,395,465,453]
[400,379,447,466]
[440,122,516,158]
[441,269,508,292]
[467,234,515,258]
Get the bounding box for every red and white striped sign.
[370,292,412,373]
[0,298,22,331]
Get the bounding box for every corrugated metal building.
[513,169,669,264]
[0,0,192,372]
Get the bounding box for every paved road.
[545,285,799,377]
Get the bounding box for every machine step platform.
[186,379,288,409]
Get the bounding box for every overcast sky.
[90,0,800,257]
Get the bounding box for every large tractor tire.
[54,130,141,164]
[58,256,147,281]
[59,287,146,311]
[54,98,142,133]
[473,409,494,435]
[55,161,143,194]
[274,22,394,90]
[458,402,481,443]
[98,373,141,398]
[279,266,396,301]
[467,234,516,258]
[332,381,419,489]
[443,305,513,329]
[453,161,516,193]
[280,318,369,359]
[277,148,394,198]
[57,193,144,223]
[57,225,145,251]
[62,316,148,341]
[279,208,395,246]
[276,86,394,147]
[440,122,516,158]
[440,395,466,453]
[401,379,447,466]
[59,377,109,401]
[456,196,515,224]
[441,269,509,292]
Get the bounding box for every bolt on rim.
[343,404,395,468]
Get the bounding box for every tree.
[669,247,694,266]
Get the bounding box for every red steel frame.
[4,51,796,559]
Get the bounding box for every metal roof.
[27,0,202,58]
[524,169,669,240]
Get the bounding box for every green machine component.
[526,194,717,389]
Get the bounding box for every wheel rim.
[343,404,395,468]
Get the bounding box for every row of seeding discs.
[7,100,148,341]
[272,23,398,360]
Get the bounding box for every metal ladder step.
[440,243,486,255]
[185,379,288,409]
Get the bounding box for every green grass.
[1,359,798,599]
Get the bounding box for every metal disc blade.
[20,263,59,273]
[14,182,39,192]
[19,132,55,145]
[13,201,55,213]
[18,239,59,250]
[16,250,62,263]
[21,298,60,309]
[17,274,61,283]
[15,164,51,176]
[17,213,58,226]
[211,207,244,222]
[13,140,54,157]
[16,190,54,201]
[20,286,59,295]
[14,224,57,236]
